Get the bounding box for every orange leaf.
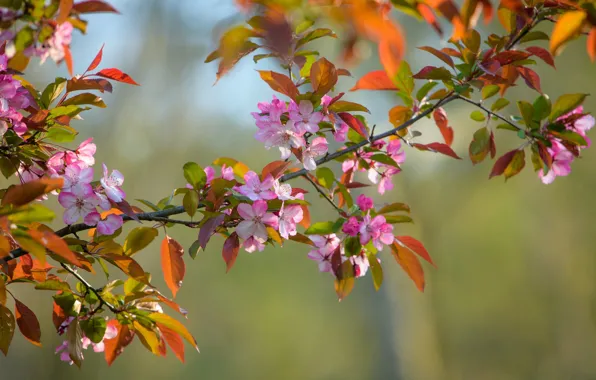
[63,44,73,77]
[395,236,435,267]
[86,44,104,72]
[334,276,355,301]
[101,253,147,283]
[1,178,64,206]
[412,142,461,159]
[222,232,239,273]
[432,108,454,146]
[587,28,596,62]
[261,160,292,180]
[161,236,185,298]
[149,313,198,352]
[550,10,587,55]
[57,0,74,24]
[350,70,397,91]
[27,230,85,269]
[310,57,338,96]
[157,323,185,363]
[390,242,425,291]
[426,0,466,40]
[104,320,135,366]
[258,71,298,100]
[95,68,140,85]
[417,3,442,35]
[15,299,41,347]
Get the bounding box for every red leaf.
[15,299,41,347]
[412,142,461,159]
[489,131,496,158]
[1,178,63,207]
[86,44,104,72]
[258,71,298,100]
[396,236,435,267]
[95,68,140,86]
[526,46,555,68]
[588,28,596,62]
[73,0,119,13]
[63,44,73,77]
[157,323,184,363]
[390,242,425,292]
[261,160,292,180]
[58,0,74,24]
[198,214,225,250]
[517,66,542,93]
[222,232,240,273]
[67,77,112,93]
[493,50,531,66]
[418,46,454,67]
[432,108,454,146]
[338,112,367,138]
[350,70,397,91]
[104,321,134,366]
[52,301,67,331]
[489,149,516,178]
[161,236,185,298]
[28,230,86,270]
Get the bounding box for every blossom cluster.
[55,317,118,365]
[0,54,33,137]
[539,106,595,184]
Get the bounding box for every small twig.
[455,94,523,131]
[60,263,119,314]
[303,174,344,214]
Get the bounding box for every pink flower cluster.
[44,138,127,235]
[234,171,304,252]
[539,106,595,184]
[307,195,392,277]
[55,317,117,365]
[0,54,34,137]
[24,22,73,64]
[252,97,328,171]
[342,139,406,194]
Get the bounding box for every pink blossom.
[356,194,373,211]
[0,74,18,99]
[368,167,400,195]
[85,212,123,235]
[58,185,99,224]
[278,204,303,239]
[204,166,215,184]
[47,151,77,174]
[387,139,406,164]
[236,200,278,250]
[307,234,340,273]
[62,163,94,192]
[252,96,287,129]
[273,180,294,201]
[40,22,73,64]
[302,137,328,171]
[341,151,373,173]
[9,87,33,109]
[333,122,349,142]
[359,215,394,250]
[342,217,360,237]
[350,253,370,278]
[17,164,44,183]
[539,140,574,184]
[289,100,323,133]
[100,163,125,202]
[75,138,96,167]
[55,341,73,364]
[254,120,306,159]
[242,236,266,253]
[221,164,234,180]
[236,171,276,201]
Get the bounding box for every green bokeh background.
[2,1,596,379]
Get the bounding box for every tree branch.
[303,174,344,214]
[455,94,523,131]
[60,263,119,313]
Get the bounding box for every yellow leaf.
[149,313,198,352]
[550,10,587,55]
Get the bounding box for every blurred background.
[2,1,596,379]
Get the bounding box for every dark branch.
[303,174,343,214]
[455,94,523,131]
[60,263,119,313]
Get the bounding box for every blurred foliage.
[2,0,596,379]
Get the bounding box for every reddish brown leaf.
[588,28,596,62]
[412,142,461,159]
[222,232,240,273]
[15,299,41,347]
[63,44,73,77]
[396,236,435,267]
[52,300,67,331]
[258,71,298,100]
[1,178,64,207]
[161,236,185,298]
[86,44,104,72]
[261,160,292,180]
[0,304,15,356]
[157,323,185,363]
[72,0,119,13]
[58,0,74,24]
[350,70,397,91]
[101,253,147,283]
[490,149,522,178]
[66,77,112,93]
[493,50,531,66]
[95,68,139,85]
[433,108,454,146]
[310,57,337,96]
[489,131,496,158]
[390,242,425,292]
[516,66,542,93]
[338,112,367,138]
[418,46,454,67]
[104,321,135,366]
[526,46,555,68]
[28,230,86,270]
[426,0,466,40]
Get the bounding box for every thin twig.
[60,263,119,313]
[455,94,523,131]
[303,174,344,214]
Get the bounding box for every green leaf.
[183,190,199,218]
[415,81,438,101]
[491,98,510,112]
[517,101,534,128]
[304,219,345,235]
[469,127,491,164]
[328,101,370,113]
[369,154,400,168]
[470,111,486,122]
[0,304,15,356]
[45,125,78,143]
[384,215,414,224]
[123,227,158,256]
[40,78,67,109]
[549,93,588,121]
[552,130,588,146]
[482,85,500,100]
[504,150,526,180]
[80,317,107,344]
[183,162,207,190]
[34,280,70,291]
[377,202,410,214]
[61,93,107,108]
[533,94,551,122]
[344,236,362,256]
[297,28,336,47]
[14,27,34,52]
[393,60,414,95]
[295,19,314,34]
[496,123,519,131]
[367,253,383,291]
[53,292,77,315]
[189,240,201,259]
[315,168,335,190]
[8,204,55,223]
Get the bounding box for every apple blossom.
[289,100,323,133]
[236,171,276,201]
[100,164,126,202]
